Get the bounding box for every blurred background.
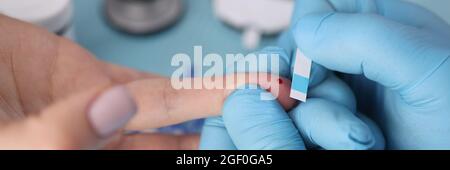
[74,0,280,77]
[2,0,449,77]
[72,0,450,76]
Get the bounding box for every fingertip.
[276,77,298,111]
[226,74,296,111]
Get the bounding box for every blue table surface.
[73,0,279,77]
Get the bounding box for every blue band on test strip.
[292,74,309,94]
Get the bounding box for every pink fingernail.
[88,86,137,138]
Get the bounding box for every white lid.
[214,0,294,49]
[0,0,73,33]
[214,0,294,34]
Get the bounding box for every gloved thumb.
[223,85,305,150]
[0,86,137,149]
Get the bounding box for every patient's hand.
[0,14,294,149]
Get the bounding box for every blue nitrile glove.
[199,42,384,149]
[291,0,450,149]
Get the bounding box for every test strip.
[290,48,312,102]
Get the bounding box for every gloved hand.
[199,26,385,150]
[290,0,450,149]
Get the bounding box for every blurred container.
[105,0,184,35]
[0,0,75,40]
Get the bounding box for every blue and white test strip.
[290,49,312,102]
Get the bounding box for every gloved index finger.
[223,86,306,150]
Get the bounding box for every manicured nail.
[278,78,283,84]
[88,86,137,138]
